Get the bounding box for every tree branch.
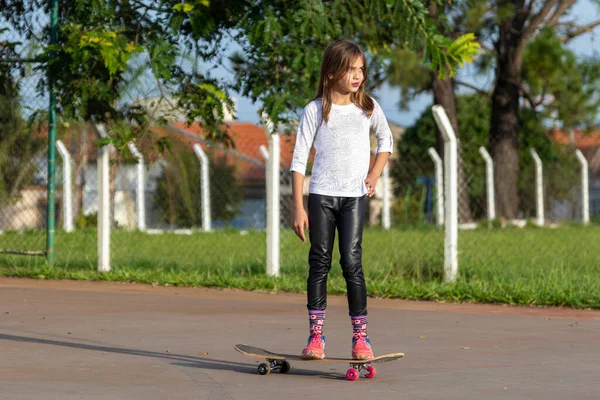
[476,39,495,55]
[129,0,169,14]
[455,79,491,97]
[561,20,600,43]
[514,0,561,71]
[505,77,543,110]
[546,0,576,27]
[370,73,389,91]
[526,0,535,13]
[522,0,559,42]
[520,87,538,110]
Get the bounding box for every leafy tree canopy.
[0,0,481,143]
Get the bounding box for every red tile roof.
[164,121,299,184]
[549,128,600,149]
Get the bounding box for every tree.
[388,1,480,222]
[389,0,600,219]
[521,28,600,132]
[484,0,600,219]
[0,42,45,203]
[0,0,247,146]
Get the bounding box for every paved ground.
[1,277,600,399]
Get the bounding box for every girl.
[289,39,393,360]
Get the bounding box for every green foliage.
[231,0,481,128]
[522,28,600,131]
[1,0,244,143]
[39,3,147,122]
[230,1,334,129]
[75,211,98,229]
[387,48,433,109]
[429,32,482,77]
[154,147,244,228]
[2,0,481,146]
[173,1,209,13]
[0,63,45,203]
[391,184,430,225]
[0,0,481,167]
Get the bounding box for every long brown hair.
[315,40,374,123]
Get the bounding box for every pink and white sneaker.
[301,334,326,359]
[352,334,374,360]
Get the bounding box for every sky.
[224,0,600,128]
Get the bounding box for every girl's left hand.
[364,174,379,197]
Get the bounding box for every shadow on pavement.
[0,333,347,379]
[173,361,346,380]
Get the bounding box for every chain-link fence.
[390,119,595,229]
[0,15,49,263]
[57,120,268,272]
[389,147,440,226]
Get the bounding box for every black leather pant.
[307,194,367,317]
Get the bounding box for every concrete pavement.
[1,278,600,399]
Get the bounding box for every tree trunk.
[490,15,523,220]
[431,75,473,223]
[428,1,472,223]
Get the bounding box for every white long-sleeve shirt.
[290,98,394,197]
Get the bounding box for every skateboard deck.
[234,344,404,380]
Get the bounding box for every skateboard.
[234,344,404,381]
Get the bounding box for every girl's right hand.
[293,207,310,242]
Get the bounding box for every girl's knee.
[342,265,365,280]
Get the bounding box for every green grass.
[1,225,599,309]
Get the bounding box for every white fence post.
[192,144,212,232]
[575,149,590,225]
[432,106,458,283]
[262,114,280,277]
[127,142,146,232]
[382,162,391,230]
[530,148,544,226]
[55,140,73,232]
[478,146,496,222]
[94,123,111,272]
[427,147,444,226]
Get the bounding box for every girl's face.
[331,56,364,95]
